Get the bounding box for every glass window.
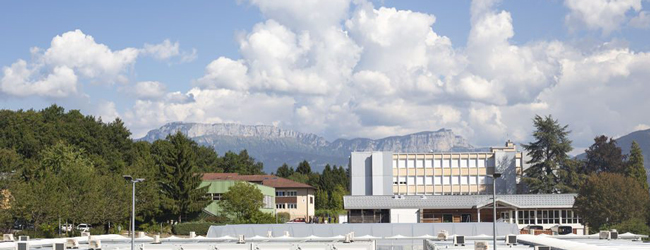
[460,159,468,168]
[287,203,297,209]
[477,159,486,168]
[478,176,486,184]
[407,159,415,168]
[310,197,313,204]
[443,176,451,185]
[398,160,406,168]
[398,177,407,185]
[393,177,398,185]
[451,159,459,168]
[451,176,459,184]
[469,159,477,168]
[276,191,285,197]
[407,177,415,185]
[434,159,441,168]
[469,176,477,184]
[443,214,453,223]
[425,176,433,185]
[461,176,468,184]
[416,159,424,168]
[434,176,442,185]
[442,159,450,168]
[276,203,285,209]
[425,160,433,168]
[393,160,397,169]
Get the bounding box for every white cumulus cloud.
[565,0,645,34]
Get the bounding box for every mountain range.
[139,122,483,173]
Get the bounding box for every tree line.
[275,160,349,212]
[0,105,267,236]
[523,115,650,234]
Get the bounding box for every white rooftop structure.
[344,194,577,209]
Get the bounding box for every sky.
[1,0,650,153]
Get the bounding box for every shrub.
[610,218,650,235]
[277,212,290,223]
[204,216,229,224]
[172,222,214,236]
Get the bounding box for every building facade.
[199,180,275,216]
[202,173,315,221]
[351,141,526,196]
[344,141,585,234]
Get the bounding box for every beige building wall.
[275,188,315,220]
[391,150,524,195]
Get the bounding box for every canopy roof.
[344,194,577,210]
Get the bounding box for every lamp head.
[123,175,133,181]
[493,173,502,178]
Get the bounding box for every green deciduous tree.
[574,173,649,231]
[522,115,573,194]
[221,181,270,224]
[156,132,209,223]
[315,189,329,210]
[329,185,346,210]
[623,141,648,191]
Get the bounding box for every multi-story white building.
[344,141,585,235]
[350,141,526,196]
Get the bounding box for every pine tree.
[296,160,312,175]
[584,135,624,174]
[276,163,294,178]
[522,115,573,194]
[157,132,209,223]
[624,141,648,191]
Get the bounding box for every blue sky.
[1,0,650,152]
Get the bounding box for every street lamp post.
[123,175,145,250]
[491,172,502,250]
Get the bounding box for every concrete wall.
[390,209,419,223]
[351,152,393,195]
[493,151,518,194]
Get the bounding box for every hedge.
[171,222,214,236]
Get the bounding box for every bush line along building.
[343,141,585,234]
[201,173,315,221]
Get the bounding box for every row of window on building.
[276,203,298,209]
[392,175,495,185]
[393,158,505,169]
[517,209,581,225]
[276,191,297,197]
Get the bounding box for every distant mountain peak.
[140,122,479,172]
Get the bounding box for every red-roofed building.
[203,173,315,221]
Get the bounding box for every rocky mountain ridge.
[140,122,482,173]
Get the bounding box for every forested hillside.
[0,105,270,236]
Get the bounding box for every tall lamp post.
[491,172,502,250]
[123,175,145,250]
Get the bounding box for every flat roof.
[344,194,577,210]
